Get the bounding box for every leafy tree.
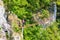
[3,0,51,20]
[3,0,60,40]
[24,22,60,40]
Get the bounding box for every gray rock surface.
[0,0,22,40]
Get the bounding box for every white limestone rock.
[0,28,7,40]
[12,32,21,40]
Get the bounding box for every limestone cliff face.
[0,0,9,40]
[8,14,22,28]
[8,14,23,40]
[0,0,22,40]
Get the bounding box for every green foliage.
[27,0,40,11]
[3,0,51,19]
[40,0,51,8]
[24,25,42,40]
[40,0,51,5]
[41,9,49,19]
[24,22,60,40]
[12,22,21,33]
[56,1,60,5]
[3,0,60,40]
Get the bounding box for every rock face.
[0,28,7,40]
[7,14,23,40]
[0,0,11,40]
[8,14,22,28]
[0,0,22,40]
[12,32,23,40]
[8,13,23,40]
